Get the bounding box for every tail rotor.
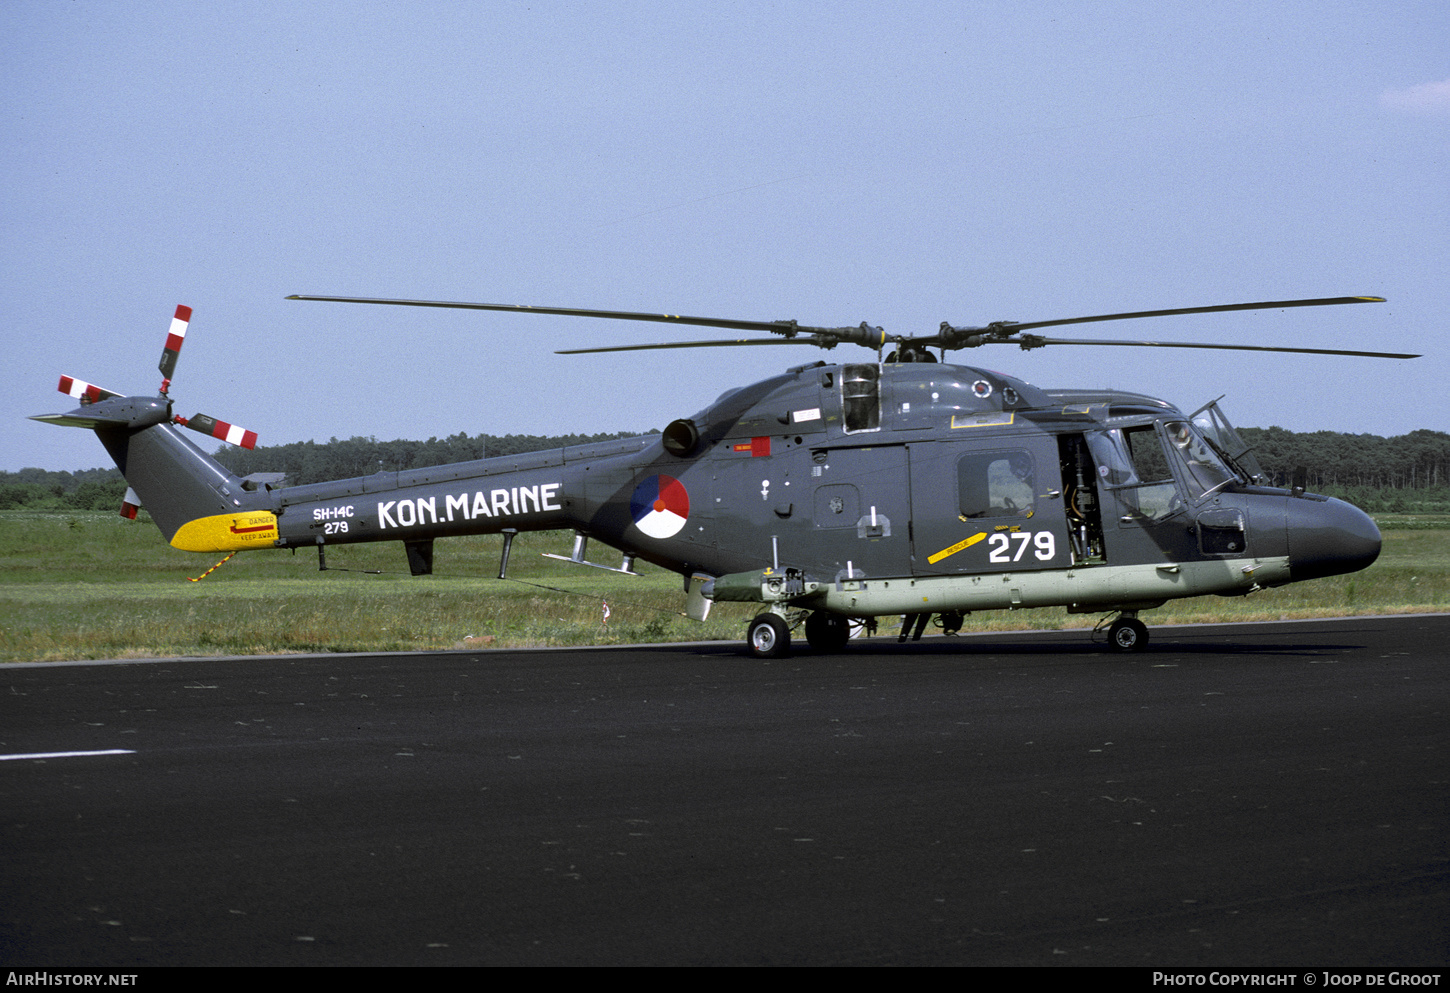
[150,304,260,449]
[39,305,261,519]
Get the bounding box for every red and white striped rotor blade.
[178,412,258,449]
[119,488,142,520]
[57,376,121,404]
[158,305,192,382]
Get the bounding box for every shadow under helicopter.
[669,634,1378,661]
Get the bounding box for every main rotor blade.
[287,294,806,335]
[290,292,1394,356]
[1004,296,1386,333]
[557,338,822,354]
[1021,336,1418,359]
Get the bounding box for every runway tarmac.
[2,615,1446,966]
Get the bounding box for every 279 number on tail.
[988,531,1056,563]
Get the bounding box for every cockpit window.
[841,364,881,433]
[1085,422,1238,519]
[1087,427,1171,485]
[1163,420,1237,499]
[1125,426,1172,483]
[1085,427,1180,521]
[1190,400,1266,484]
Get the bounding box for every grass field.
[1,510,1445,662]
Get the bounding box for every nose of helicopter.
[1286,496,1381,582]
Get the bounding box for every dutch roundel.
[630,474,690,539]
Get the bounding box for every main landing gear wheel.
[804,612,851,653]
[747,613,791,658]
[1107,617,1149,652]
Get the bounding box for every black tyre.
[1107,617,1149,652]
[747,614,791,658]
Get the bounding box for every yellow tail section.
[169,511,279,552]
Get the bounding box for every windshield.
[1164,420,1237,498]
[1085,421,1237,518]
[1190,399,1266,483]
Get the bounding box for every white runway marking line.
[0,749,136,761]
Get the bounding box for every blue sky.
[5,0,1446,472]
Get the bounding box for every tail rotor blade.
[46,307,266,458]
[119,488,142,520]
[176,413,258,449]
[158,305,193,388]
[57,376,121,404]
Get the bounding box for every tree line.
[5,426,1448,512]
[1239,427,1449,491]
[0,431,643,510]
[211,430,646,485]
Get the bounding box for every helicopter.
[33,294,1417,657]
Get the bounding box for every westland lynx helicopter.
[34,294,1416,657]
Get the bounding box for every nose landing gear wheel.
[1107,617,1149,652]
[748,613,791,658]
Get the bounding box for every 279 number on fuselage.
[987,530,1056,563]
